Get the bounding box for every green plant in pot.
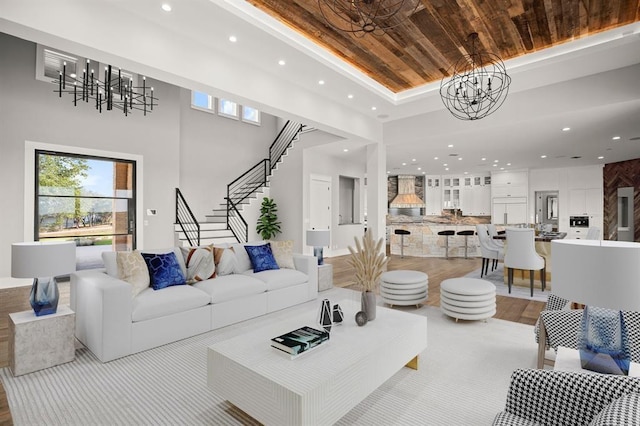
[256,197,282,240]
[347,232,388,321]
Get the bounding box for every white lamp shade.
[551,239,640,312]
[307,229,330,247]
[11,241,76,278]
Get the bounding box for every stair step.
[205,215,227,223]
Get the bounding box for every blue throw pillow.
[141,252,187,290]
[244,243,280,273]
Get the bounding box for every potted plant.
[256,197,282,240]
[347,232,388,321]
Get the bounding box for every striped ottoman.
[440,277,496,321]
[380,270,428,308]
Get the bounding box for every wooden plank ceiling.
[246,0,640,93]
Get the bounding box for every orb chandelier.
[440,33,511,120]
[318,0,421,37]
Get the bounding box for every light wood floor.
[0,255,545,424]
[324,253,545,325]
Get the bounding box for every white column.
[366,142,386,243]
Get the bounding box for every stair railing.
[225,120,303,243]
[175,188,200,246]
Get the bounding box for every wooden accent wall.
[603,158,640,241]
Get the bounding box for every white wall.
[302,140,367,257]
[0,33,182,277]
[178,91,278,220]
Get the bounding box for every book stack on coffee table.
[271,326,329,359]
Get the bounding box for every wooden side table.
[318,264,333,292]
[8,305,75,376]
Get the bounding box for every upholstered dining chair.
[486,224,504,248]
[476,224,504,277]
[503,228,545,297]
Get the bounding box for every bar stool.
[457,230,475,259]
[438,230,455,259]
[394,229,411,258]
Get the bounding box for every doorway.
[617,187,634,242]
[309,174,331,253]
[535,191,559,230]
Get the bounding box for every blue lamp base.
[313,247,324,265]
[30,277,60,316]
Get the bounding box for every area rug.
[465,263,548,303]
[0,287,538,425]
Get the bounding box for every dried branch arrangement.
[347,232,388,292]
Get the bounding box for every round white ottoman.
[380,270,428,308]
[440,277,496,321]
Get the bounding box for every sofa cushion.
[589,393,640,426]
[492,412,540,426]
[115,251,149,297]
[245,243,280,273]
[132,285,210,322]
[213,246,236,276]
[193,274,267,304]
[243,268,308,291]
[268,240,295,269]
[141,252,187,290]
[180,245,216,283]
[232,241,266,273]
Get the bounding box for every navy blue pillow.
[244,243,280,273]
[141,252,186,290]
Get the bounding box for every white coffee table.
[207,299,427,425]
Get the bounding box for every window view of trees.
[36,151,135,253]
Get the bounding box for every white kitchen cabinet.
[491,170,528,198]
[569,188,602,216]
[492,197,527,225]
[424,181,442,215]
[474,185,492,216]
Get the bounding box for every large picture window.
[35,150,137,269]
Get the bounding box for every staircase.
[175,120,309,246]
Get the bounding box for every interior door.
[310,175,331,250]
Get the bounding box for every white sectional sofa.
[70,243,318,362]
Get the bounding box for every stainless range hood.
[390,175,425,215]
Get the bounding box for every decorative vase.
[30,277,60,316]
[361,291,376,321]
[318,299,332,332]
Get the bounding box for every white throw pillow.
[116,251,150,297]
[268,240,295,269]
[213,246,236,276]
[180,245,216,283]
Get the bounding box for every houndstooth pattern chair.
[493,369,640,426]
[535,294,640,369]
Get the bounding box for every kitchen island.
[387,212,490,258]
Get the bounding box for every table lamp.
[306,229,330,265]
[552,239,640,375]
[11,241,76,316]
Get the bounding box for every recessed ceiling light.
[481,157,486,161]
[507,163,511,166]
[562,127,571,132]
[612,136,621,140]
[464,171,468,175]
[458,157,462,161]
[347,94,353,99]
[412,158,417,162]
[318,80,325,85]
[445,168,449,171]
[434,157,438,160]
[278,60,286,66]
[443,163,448,167]
[541,155,547,158]
[448,144,454,148]
[598,156,604,159]
[500,167,505,170]
[387,171,390,174]
[417,167,422,171]
[492,164,497,167]
[228,35,237,43]
[422,171,426,175]
[343,149,349,152]
[494,159,499,163]
[161,4,172,12]
[371,106,377,111]
[402,162,407,166]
